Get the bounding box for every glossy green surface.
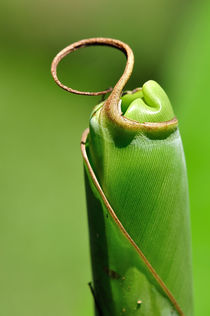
[87,82,193,315]
[84,166,179,316]
[123,81,174,123]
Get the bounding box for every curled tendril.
[51,37,134,96]
[51,38,177,134]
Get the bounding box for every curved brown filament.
[51,37,133,96]
[51,37,178,133]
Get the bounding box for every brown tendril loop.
[51,37,134,96]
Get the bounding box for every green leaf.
[123,81,174,123]
[82,81,193,316]
[83,135,181,316]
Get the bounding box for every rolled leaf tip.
[122,80,174,123]
[90,80,177,142]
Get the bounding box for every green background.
[0,0,209,315]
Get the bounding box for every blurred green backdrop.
[0,0,209,315]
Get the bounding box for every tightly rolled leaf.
[51,38,193,316]
[82,80,193,316]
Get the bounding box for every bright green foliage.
[85,167,179,316]
[122,81,174,123]
[84,81,193,316]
